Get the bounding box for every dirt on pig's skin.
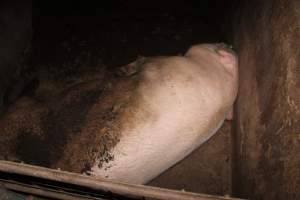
[0,69,139,173]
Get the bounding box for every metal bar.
[2,181,105,200]
[0,160,244,200]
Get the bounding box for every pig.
[0,43,238,185]
[91,43,238,184]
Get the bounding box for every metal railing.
[0,160,245,200]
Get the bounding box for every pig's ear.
[217,49,237,71]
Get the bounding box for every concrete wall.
[0,0,32,113]
[233,0,300,199]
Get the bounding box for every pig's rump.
[0,75,137,174]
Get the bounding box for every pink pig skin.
[91,43,238,184]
